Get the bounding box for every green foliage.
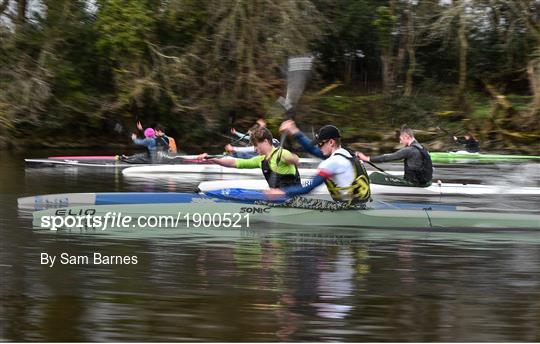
[0,0,537,150]
[372,6,397,49]
[95,0,154,62]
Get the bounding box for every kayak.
[48,155,118,161]
[121,165,402,177]
[31,190,540,230]
[26,156,321,169]
[19,192,198,209]
[24,155,205,168]
[121,164,320,177]
[24,158,149,168]
[430,151,540,163]
[18,190,458,211]
[197,179,540,197]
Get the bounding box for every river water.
[1,150,540,341]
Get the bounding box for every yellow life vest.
[324,151,371,204]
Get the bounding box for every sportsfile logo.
[39,210,251,230]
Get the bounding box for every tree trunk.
[526,57,540,114]
[379,0,397,95]
[457,0,468,102]
[16,0,27,29]
[0,0,9,16]
[484,83,517,118]
[381,48,393,94]
[404,10,415,97]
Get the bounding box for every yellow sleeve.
[235,155,264,169]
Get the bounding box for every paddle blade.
[285,55,314,106]
[272,55,314,115]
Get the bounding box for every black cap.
[314,125,341,144]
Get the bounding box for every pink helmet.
[144,128,155,137]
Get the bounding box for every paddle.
[437,126,471,151]
[158,153,225,164]
[276,55,314,149]
[437,126,466,142]
[266,55,314,189]
[437,126,456,139]
[365,161,387,173]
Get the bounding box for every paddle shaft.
[366,161,386,173]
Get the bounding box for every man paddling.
[199,127,301,188]
[279,119,326,159]
[453,133,479,153]
[356,125,433,187]
[226,119,280,158]
[120,127,158,164]
[136,120,177,155]
[266,125,371,207]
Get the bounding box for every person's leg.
[369,171,418,187]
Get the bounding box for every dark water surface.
[1,150,540,342]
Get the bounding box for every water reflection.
[311,248,354,320]
[2,150,540,341]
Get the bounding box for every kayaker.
[121,128,158,164]
[227,119,280,158]
[266,125,371,207]
[155,125,177,154]
[279,119,326,159]
[453,133,479,153]
[356,125,433,187]
[199,127,301,188]
[224,143,257,158]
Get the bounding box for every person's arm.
[369,147,412,163]
[208,157,237,168]
[232,145,256,153]
[292,131,325,159]
[234,155,263,169]
[279,119,325,159]
[281,175,326,197]
[132,136,152,147]
[232,129,251,143]
[136,121,144,137]
[454,136,467,145]
[456,137,468,145]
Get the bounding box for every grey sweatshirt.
[370,140,424,171]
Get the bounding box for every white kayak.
[25,156,320,169]
[24,158,140,168]
[121,164,319,176]
[122,164,402,177]
[198,179,540,196]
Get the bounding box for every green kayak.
[430,151,540,163]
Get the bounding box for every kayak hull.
[32,200,540,230]
[24,158,145,168]
[198,179,540,196]
[430,151,540,163]
[18,191,455,211]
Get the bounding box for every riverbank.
[2,91,538,155]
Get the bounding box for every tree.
[94,0,155,111]
[373,4,398,95]
[427,0,471,105]
[151,0,323,127]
